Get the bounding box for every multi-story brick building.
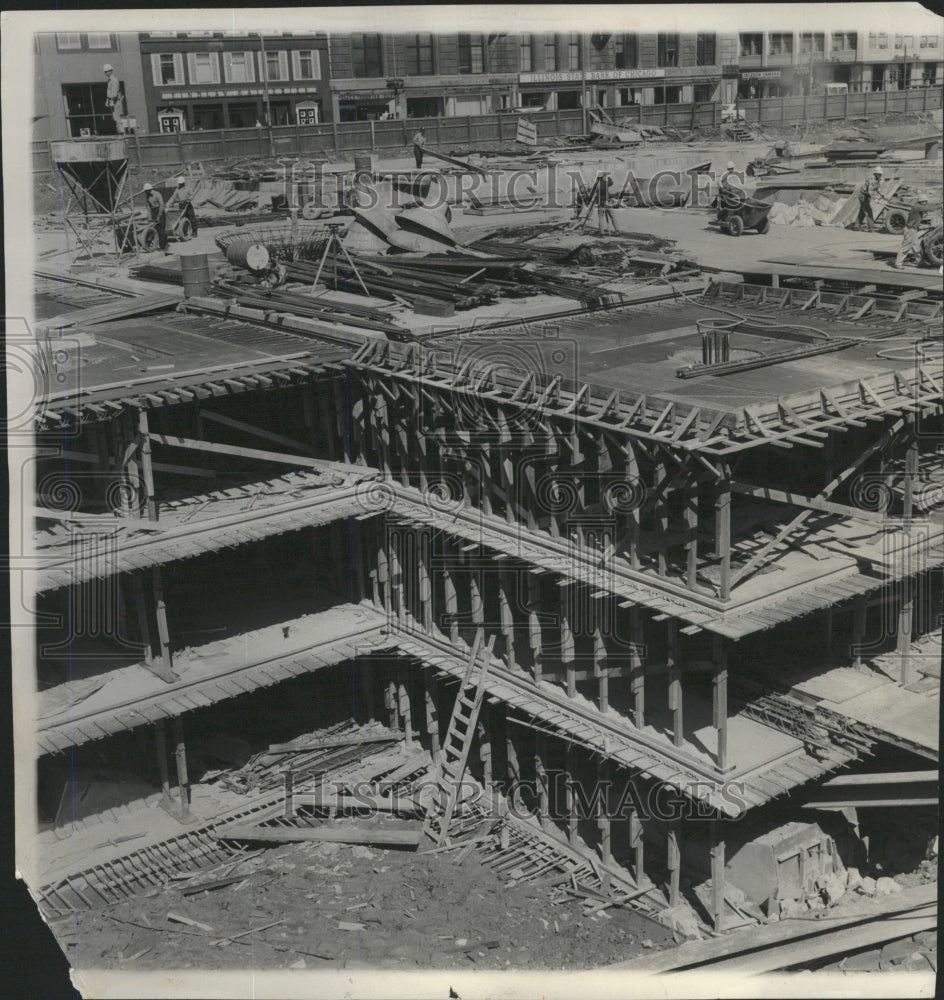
[735,29,944,98]
[327,31,741,121]
[33,32,148,141]
[138,31,332,132]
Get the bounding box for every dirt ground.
[55,838,675,973]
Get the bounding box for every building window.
[61,82,109,136]
[261,50,290,82]
[831,32,856,51]
[694,82,715,102]
[458,34,485,74]
[739,33,762,57]
[591,33,610,53]
[769,33,793,55]
[615,33,637,69]
[870,32,889,49]
[928,36,939,48]
[223,51,255,84]
[292,49,321,80]
[800,33,825,57]
[405,34,434,75]
[85,33,113,50]
[56,33,82,51]
[187,52,220,85]
[519,33,532,72]
[543,33,557,71]
[567,33,580,70]
[696,33,716,66]
[351,33,383,77]
[657,33,679,67]
[151,53,185,86]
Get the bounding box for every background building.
[34,32,147,141]
[138,31,331,132]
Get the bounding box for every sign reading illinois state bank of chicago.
[519,68,666,85]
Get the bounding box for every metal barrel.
[179,253,211,298]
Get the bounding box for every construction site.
[12,25,944,996]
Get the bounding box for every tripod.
[311,222,371,297]
[575,174,618,235]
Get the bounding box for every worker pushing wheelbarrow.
[712,160,772,237]
[114,177,198,254]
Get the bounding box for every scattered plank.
[219,823,423,847]
[166,912,214,932]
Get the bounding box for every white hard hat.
[873,166,883,174]
[726,161,736,170]
[143,183,153,191]
[103,63,114,72]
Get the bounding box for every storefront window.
[61,83,109,136]
[557,89,581,110]
[228,102,259,128]
[406,95,444,118]
[192,104,224,130]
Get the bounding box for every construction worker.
[413,128,426,169]
[143,183,168,253]
[718,160,744,216]
[103,64,123,134]
[855,165,884,232]
[891,199,927,269]
[166,176,198,236]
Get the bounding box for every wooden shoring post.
[375,382,392,478]
[154,719,172,806]
[630,605,644,728]
[353,519,368,603]
[398,670,413,748]
[712,634,729,772]
[386,675,399,731]
[598,757,612,893]
[667,618,683,749]
[479,440,494,518]
[418,528,432,634]
[595,621,608,713]
[137,409,158,522]
[899,416,918,687]
[424,667,440,762]
[123,410,140,517]
[527,571,543,683]
[716,461,732,601]
[564,743,577,847]
[443,553,459,644]
[478,702,493,790]
[630,803,645,887]
[852,594,867,668]
[389,527,404,624]
[534,731,549,830]
[413,383,428,495]
[655,456,669,577]
[151,566,173,675]
[330,519,348,598]
[499,568,516,670]
[710,818,725,933]
[506,707,521,785]
[395,395,411,491]
[497,409,517,525]
[684,467,699,590]
[561,586,576,699]
[376,520,389,613]
[623,439,641,570]
[172,716,192,820]
[130,571,153,663]
[470,568,485,647]
[667,818,681,907]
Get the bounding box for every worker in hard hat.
[891,199,928,269]
[854,165,884,231]
[166,176,198,236]
[717,160,745,217]
[143,183,168,252]
[103,64,124,134]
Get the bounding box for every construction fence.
[33,86,942,177]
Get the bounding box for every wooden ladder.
[421,633,495,847]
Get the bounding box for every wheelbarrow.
[114,203,197,253]
[716,196,772,237]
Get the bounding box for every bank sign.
[519,68,666,85]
